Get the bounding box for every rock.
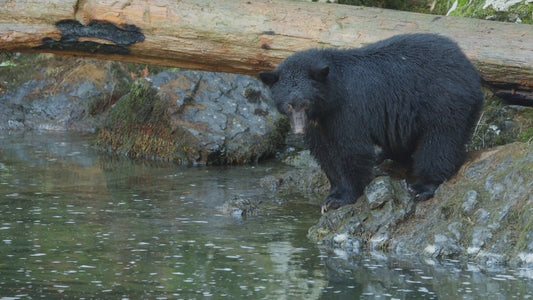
[433,233,463,258]
[477,251,505,266]
[343,236,363,254]
[282,150,320,169]
[447,221,463,241]
[0,78,95,131]
[0,54,120,132]
[307,175,416,252]
[461,190,478,214]
[475,208,491,225]
[260,167,329,195]
[468,227,493,255]
[365,177,394,209]
[217,196,261,218]
[307,142,533,267]
[98,71,288,165]
[369,230,390,251]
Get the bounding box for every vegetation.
[337,0,449,14]
[470,94,533,151]
[333,0,533,23]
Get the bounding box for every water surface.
[0,132,531,299]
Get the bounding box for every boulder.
[98,70,288,165]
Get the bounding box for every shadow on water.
[0,132,531,299]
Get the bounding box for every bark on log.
[1,0,532,102]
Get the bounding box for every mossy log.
[1,0,532,103]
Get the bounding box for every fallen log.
[1,0,532,103]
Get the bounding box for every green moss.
[104,81,168,128]
[517,128,533,143]
[447,0,494,18]
[96,81,200,163]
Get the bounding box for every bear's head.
[259,50,331,135]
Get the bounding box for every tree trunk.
[1,0,532,102]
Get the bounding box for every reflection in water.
[0,132,531,299]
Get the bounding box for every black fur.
[260,34,484,211]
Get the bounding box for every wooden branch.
[1,0,532,102]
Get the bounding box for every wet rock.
[369,230,390,251]
[447,222,463,242]
[343,236,363,254]
[307,175,416,252]
[282,150,320,169]
[217,196,261,218]
[365,176,394,209]
[0,78,101,131]
[468,227,493,255]
[431,233,463,258]
[477,251,505,267]
[260,167,329,195]
[332,232,364,254]
[0,55,120,132]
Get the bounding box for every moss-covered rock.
[96,81,195,162]
[97,71,288,165]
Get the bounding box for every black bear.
[260,33,483,212]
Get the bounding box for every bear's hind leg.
[411,132,467,201]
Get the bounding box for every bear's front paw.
[321,196,354,214]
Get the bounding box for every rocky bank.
[0,54,287,165]
[281,142,532,267]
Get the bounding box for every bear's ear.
[311,65,329,83]
[259,71,279,87]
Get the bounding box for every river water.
[0,132,531,299]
